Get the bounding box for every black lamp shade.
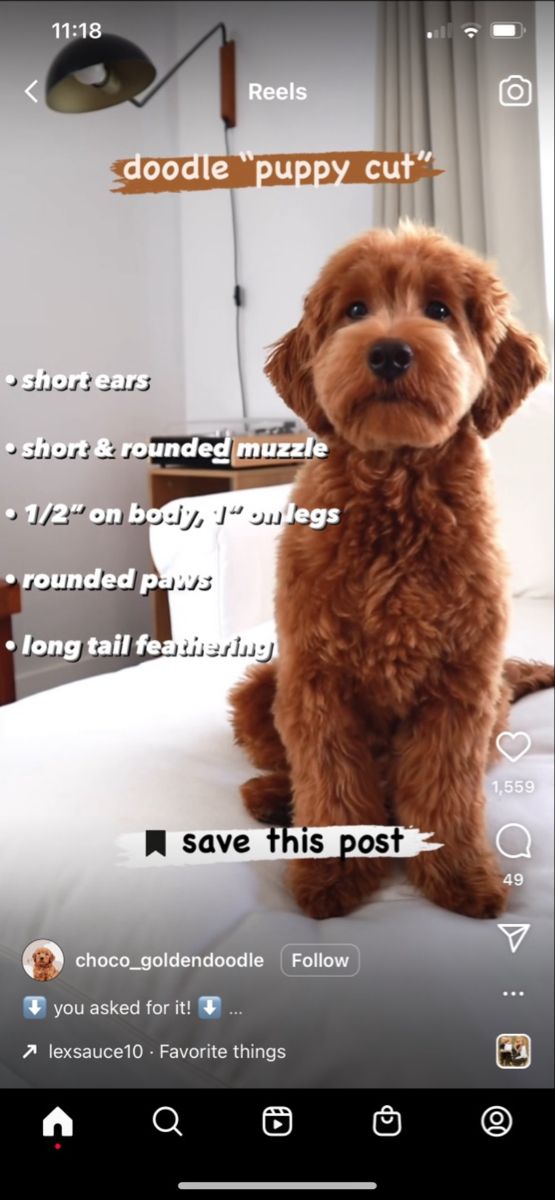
[46,34,156,112]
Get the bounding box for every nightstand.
[149,465,300,640]
[0,579,21,705]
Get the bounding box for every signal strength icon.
[426,23,453,39]
[461,22,482,39]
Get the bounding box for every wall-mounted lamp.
[45,23,236,125]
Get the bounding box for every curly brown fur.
[502,658,555,702]
[230,663,286,772]
[32,947,58,982]
[230,224,551,920]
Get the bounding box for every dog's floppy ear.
[264,321,332,436]
[471,321,548,438]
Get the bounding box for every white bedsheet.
[0,599,552,1089]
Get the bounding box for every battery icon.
[490,21,526,38]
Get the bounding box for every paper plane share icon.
[497,923,530,953]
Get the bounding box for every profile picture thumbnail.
[496,1034,531,1069]
[22,939,64,983]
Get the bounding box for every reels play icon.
[262,1106,293,1137]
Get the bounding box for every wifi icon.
[461,22,481,39]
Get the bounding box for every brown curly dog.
[230,224,553,921]
[32,946,59,982]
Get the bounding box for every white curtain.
[374,0,549,349]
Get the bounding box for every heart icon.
[496,731,532,763]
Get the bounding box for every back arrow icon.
[25,80,38,103]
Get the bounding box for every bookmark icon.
[145,830,166,856]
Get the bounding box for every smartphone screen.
[1,1,553,1193]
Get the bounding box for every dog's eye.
[425,301,451,321]
[346,301,368,320]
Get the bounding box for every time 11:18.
[52,23,102,38]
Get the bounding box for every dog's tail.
[229,660,284,770]
[503,658,555,701]
[488,659,553,767]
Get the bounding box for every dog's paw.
[289,858,387,920]
[241,774,292,825]
[410,857,509,920]
[439,880,509,920]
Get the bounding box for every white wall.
[175,0,379,425]
[0,0,379,698]
[1,0,379,698]
[0,1,185,696]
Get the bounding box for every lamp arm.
[129,21,228,108]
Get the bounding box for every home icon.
[43,1107,73,1137]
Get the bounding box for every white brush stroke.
[117,825,443,868]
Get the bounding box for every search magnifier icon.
[153,1106,183,1136]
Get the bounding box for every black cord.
[224,122,248,422]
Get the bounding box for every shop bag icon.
[372,1105,402,1137]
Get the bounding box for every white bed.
[1,385,553,1090]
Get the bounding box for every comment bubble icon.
[495,823,532,859]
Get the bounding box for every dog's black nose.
[368,340,414,381]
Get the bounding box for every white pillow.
[150,484,289,641]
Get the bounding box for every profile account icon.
[481,1106,513,1137]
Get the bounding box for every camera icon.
[499,74,532,107]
